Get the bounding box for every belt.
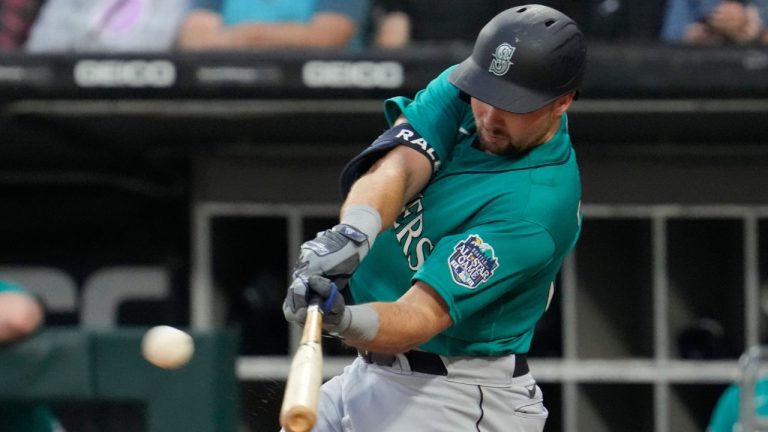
[359,350,529,377]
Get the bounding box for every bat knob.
[281,407,316,432]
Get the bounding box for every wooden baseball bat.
[280,303,324,432]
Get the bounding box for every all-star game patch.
[448,235,499,289]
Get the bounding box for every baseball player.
[283,4,586,431]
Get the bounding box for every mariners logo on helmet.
[489,43,516,76]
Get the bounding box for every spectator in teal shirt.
[177,0,369,50]
[661,0,768,45]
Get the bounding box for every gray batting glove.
[282,275,350,332]
[283,277,311,324]
[293,224,371,289]
[306,275,350,331]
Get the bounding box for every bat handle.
[300,303,323,344]
[308,295,323,309]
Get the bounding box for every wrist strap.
[341,204,382,251]
[335,304,379,342]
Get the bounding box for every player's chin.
[478,133,507,150]
[479,135,518,155]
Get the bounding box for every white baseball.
[141,325,195,369]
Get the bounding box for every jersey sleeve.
[384,65,472,164]
[412,221,555,325]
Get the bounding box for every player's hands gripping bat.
[280,277,353,432]
[280,220,377,431]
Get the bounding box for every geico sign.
[302,60,404,89]
[74,60,176,88]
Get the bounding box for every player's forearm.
[342,283,452,354]
[342,162,409,231]
[344,302,441,353]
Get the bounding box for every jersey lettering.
[408,238,434,271]
[394,196,434,270]
[395,214,423,252]
[577,200,582,227]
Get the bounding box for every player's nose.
[482,106,507,132]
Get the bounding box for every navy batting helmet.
[449,4,587,114]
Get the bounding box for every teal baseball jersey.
[347,66,582,356]
[708,380,768,432]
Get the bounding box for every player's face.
[471,94,573,155]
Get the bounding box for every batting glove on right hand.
[282,274,349,332]
[292,224,371,289]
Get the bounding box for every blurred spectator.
[676,317,731,359]
[0,280,42,342]
[0,280,62,432]
[370,1,665,48]
[661,0,768,45]
[176,0,369,50]
[572,0,667,42]
[0,0,44,51]
[371,0,511,48]
[25,0,190,53]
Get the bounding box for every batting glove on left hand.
[293,224,371,289]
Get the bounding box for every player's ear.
[553,91,576,116]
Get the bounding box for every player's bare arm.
[341,143,432,229]
[345,281,453,354]
[283,136,432,288]
[283,137,436,338]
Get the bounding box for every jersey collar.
[454,113,572,171]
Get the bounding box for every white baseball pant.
[294,353,547,432]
